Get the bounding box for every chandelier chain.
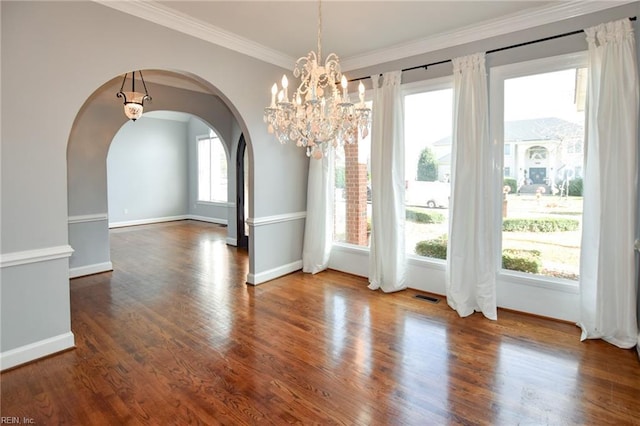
[317,0,322,63]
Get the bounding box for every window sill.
[498,270,579,294]
[196,200,229,207]
[407,254,446,271]
[332,242,370,255]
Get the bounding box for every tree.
[417,147,438,181]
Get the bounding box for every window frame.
[490,51,588,292]
[331,95,374,249]
[402,76,454,264]
[196,132,229,205]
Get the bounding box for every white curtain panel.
[579,19,639,349]
[447,53,498,320]
[368,71,407,292]
[302,150,335,274]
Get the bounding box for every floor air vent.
[415,294,439,304]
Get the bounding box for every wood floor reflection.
[1,220,639,425]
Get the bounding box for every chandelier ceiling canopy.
[264,0,371,159]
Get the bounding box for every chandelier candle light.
[264,0,371,159]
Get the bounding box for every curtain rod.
[350,16,637,82]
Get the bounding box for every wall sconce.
[116,71,151,121]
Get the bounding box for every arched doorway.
[67,70,248,277]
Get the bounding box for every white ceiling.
[158,0,551,59]
[99,1,630,72]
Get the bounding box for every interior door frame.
[236,134,249,249]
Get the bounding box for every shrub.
[568,178,583,196]
[502,218,579,232]
[502,249,541,274]
[406,208,445,224]
[504,178,517,194]
[415,236,447,259]
[414,238,542,274]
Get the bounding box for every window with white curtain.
[403,79,453,259]
[491,52,587,282]
[197,132,228,203]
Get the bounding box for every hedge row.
[406,209,445,224]
[502,249,542,274]
[502,217,579,232]
[415,238,541,274]
[407,209,577,233]
[415,236,448,259]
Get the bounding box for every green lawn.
[406,194,583,280]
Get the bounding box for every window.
[403,80,453,259]
[493,53,587,281]
[333,102,372,246]
[197,132,228,203]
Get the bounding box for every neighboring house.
[503,117,584,188]
[430,117,584,188]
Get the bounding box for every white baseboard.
[69,262,113,279]
[109,215,189,228]
[188,215,228,225]
[246,260,302,285]
[1,332,75,371]
[109,215,228,229]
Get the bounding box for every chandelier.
[117,70,151,121]
[264,0,371,159]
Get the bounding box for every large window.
[493,53,587,281]
[197,132,228,203]
[404,80,453,259]
[333,102,372,246]
[332,52,588,288]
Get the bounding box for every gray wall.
[107,117,189,224]
[1,0,307,368]
[107,114,232,230]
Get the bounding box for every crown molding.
[94,0,633,73]
[340,1,635,72]
[93,0,294,69]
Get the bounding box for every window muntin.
[197,132,228,203]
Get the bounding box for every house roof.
[504,117,583,142]
[431,117,583,146]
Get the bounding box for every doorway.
[236,134,249,249]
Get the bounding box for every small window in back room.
[197,131,228,203]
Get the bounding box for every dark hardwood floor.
[1,220,639,425]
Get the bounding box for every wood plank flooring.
[1,220,639,425]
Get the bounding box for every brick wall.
[344,142,368,246]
